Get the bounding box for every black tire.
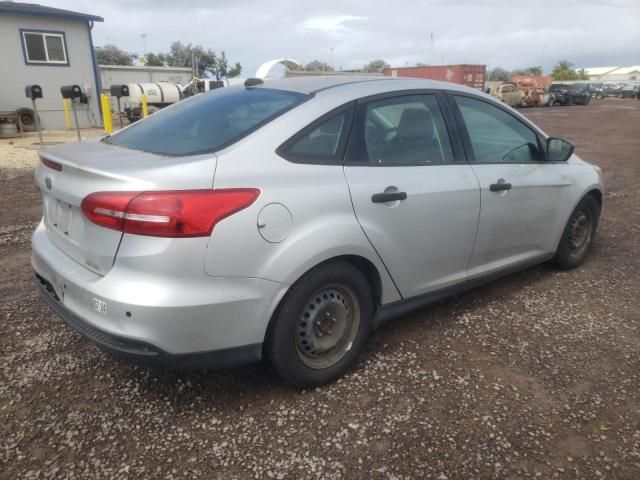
[554,195,600,270]
[265,261,374,387]
[566,95,575,106]
[15,107,39,132]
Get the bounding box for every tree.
[217,51,242,77]
[577,68,589,80]
[512,66,543,76]
[551,60,581,81]
[165,41,214,76]
[363,59,390,73]
[144,53,166,67]
[488,67,511,82]
[95,44,133,66]
[303,60,334,72]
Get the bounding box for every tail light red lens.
[81,189,260,237]
[40,157,62,171]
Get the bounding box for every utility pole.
[330,47,334,69]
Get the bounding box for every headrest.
[396,108,434,140]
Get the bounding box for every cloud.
[301,15,368,33]
[46,0,640,76]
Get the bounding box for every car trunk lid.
[35,139,217,275]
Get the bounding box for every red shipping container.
[383,64,486,89]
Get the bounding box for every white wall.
[0,13,101,129]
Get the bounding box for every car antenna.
[244,78,264,88]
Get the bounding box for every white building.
[0,1,103,129]
[583,66,640,83]
[99,65,193,89]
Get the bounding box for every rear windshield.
[104,87,308,156]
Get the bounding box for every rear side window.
[277,104,355,164]
[454,95,542,163]
[346,94,454,165]
[104,87,308,156]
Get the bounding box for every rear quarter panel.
[203,89,402,305]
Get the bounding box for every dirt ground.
[1,99,639,479]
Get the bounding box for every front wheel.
[554,195,600,269]
[265,261,373,387]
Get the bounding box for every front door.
[344,93,480,299]
[449,94,573,277]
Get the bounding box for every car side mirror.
[546,137,574,162]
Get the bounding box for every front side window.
[454,95,542,163]
[104,87,308,156]
[21,30,68,65]
[347,94,454,165]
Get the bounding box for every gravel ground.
[1,99,639,479]
[0,129,103,174]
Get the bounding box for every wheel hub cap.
[567,209,592,257]
[296,287,358,369]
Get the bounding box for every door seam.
[341,165,404,300]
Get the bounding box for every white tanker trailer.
[115,79,231,122]
[112,59,301,122]
[117,82,182,122]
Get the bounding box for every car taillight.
[40,157,62,171]
[81,189,260,237]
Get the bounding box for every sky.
[50,0,640,76]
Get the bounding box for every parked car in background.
[588,83,605,99]
[487,82,525,107]
[32,77,604,386]
[619,84,640,99]
[602,83,623,97]
[550,83,591,106]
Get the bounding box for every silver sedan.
[32,76,603,386]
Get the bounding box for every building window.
[20,30,69,65]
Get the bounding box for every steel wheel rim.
[567,208,592,259]
[295,285,360,369]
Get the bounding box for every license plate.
[92,298,107,315]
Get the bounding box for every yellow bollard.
[100,93,113,134]
[63,99,71,129]
[141,94,148,118]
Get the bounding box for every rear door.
[447,93,573,277]
[343,92,480,299]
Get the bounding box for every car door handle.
[489,181,512,192]
[371,192,408,203]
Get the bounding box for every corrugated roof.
[612,65,640,74]
[0,1,103,22]
[582,66,619,75]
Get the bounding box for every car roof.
[256,75,473,95]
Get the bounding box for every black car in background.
[550,83,591,106]
[619,84,640,99]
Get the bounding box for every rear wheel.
[554,195,600,269]
[265,261,373,387]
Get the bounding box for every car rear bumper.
[31,220,289,368]
[34,274,262,368]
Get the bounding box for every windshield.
[104,87,308,156]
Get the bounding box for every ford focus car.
[32,76,603,386]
